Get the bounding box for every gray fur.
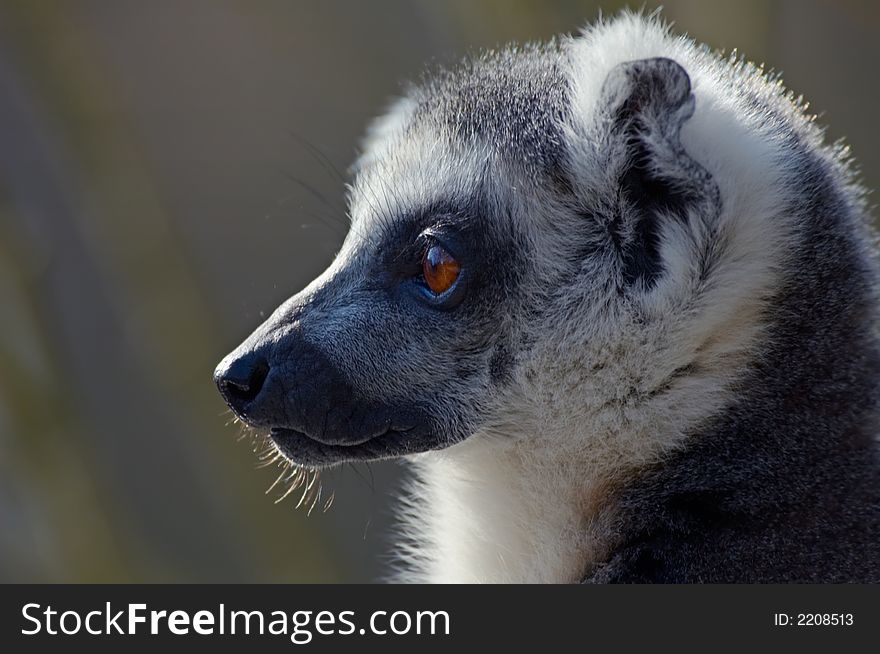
[589,147,880,583]
[409,40,570,173]
[216,14,880,583]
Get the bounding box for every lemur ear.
[600,57,720,288]
[603,57,693,130]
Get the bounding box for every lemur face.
[214,45,571,467]
[215,44,735,468]
[212,183,526,466]
[213,147,539,467]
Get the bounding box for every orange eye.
[422,244,461,295]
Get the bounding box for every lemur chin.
[215,13,880,583]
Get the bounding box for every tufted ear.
[600,57,720,288]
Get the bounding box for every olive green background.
[1,0,878,582]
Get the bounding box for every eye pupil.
[422,245,461,295]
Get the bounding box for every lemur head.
[216,16,795,471]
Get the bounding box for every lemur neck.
[402,435,605,584]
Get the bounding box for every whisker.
[295,469,320,510]
[275,483,299,504]
[307,483,322,516]
[266,466,289,495]
[255,449,283,469]
[231,424,338,514]
[289,131,348,185]
[365,461,376,492]
[282,171,343,215]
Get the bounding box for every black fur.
[602,58,721,288]
[216,29,880,582]
[585,143,880,583]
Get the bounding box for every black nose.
[214,351,270,419]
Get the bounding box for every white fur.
[361,14,818,583]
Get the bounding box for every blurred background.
[0,0,877,583]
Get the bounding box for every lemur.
[214,13,880,583]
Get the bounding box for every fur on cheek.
[384,12,830,584]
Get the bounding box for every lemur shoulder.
[216,14,880,583]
